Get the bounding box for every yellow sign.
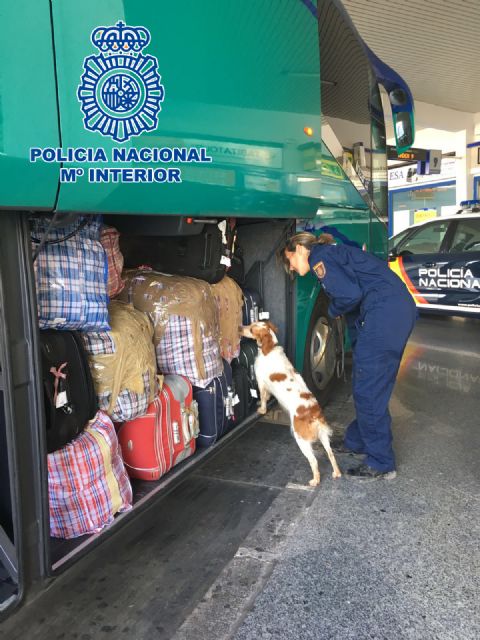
[414,209,437,224]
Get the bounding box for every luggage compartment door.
[0,214,48,617]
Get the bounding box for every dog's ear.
[265,321,278,334]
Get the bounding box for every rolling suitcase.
[120,227,226,284]
[193,360,236,447]
[238,338,259,412]
[231,359,251,423]
[228,245,245,286]
[40,330,98,453]
[117,375,199,481]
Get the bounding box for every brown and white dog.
[240,321,341,486]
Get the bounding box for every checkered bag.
[156,315,222,388]
[32,216,110,331]
[119,269,223,388]
[95,369,157,423]
[48,411,132,539]
[81,301,158,422]
[100,226,125,298]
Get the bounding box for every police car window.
[389,228,411,250]
[449,219,480,253]
[398,221,449,255]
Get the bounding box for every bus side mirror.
[393,111,414,154]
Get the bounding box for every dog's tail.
[316,419,332,441]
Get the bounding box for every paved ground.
[2,314,479,639]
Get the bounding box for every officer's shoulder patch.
[312,261,326,279]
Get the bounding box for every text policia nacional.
[29,146,213,183]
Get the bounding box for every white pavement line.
[194,473,316,493]
[409,340,480,360]
[285,481,316,492]
[235,546,279,563]
[193,473,286,491]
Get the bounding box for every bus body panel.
[0,1,60,209]
[50,0,323,219]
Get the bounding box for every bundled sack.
[32,215,110,331]
[119,269,222,388]
[48,411,132,539]
[100,225,125,298]
[81,300,157,423]
[210,276,244,362]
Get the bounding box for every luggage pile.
[32,215,268,540]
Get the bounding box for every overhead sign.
[387,145,427,162]
[388,157,456,189]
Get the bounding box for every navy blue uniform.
[308,243,417,472]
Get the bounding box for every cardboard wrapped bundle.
[82,300,158,422]
[210,276,244,362]
[119,269,222,388]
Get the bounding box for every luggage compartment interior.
[42,215,293,571]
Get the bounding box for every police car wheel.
[302,293,340,405]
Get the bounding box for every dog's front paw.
[332,470,342,479]
[257,405,267,415]
[309,477,320,487]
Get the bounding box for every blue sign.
[77,21,164,143]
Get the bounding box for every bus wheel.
[302,293,341,405]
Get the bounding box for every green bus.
[0,0,414,619]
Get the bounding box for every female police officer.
[281,232,417,480]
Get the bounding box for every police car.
[389,202,480,316]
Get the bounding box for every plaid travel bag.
[48,411,132,539]
[100,225,125,298]
[81,300,157,423]
[120,269,222,388]
[32,215,110,331]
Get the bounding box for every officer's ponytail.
[278,232,335,274]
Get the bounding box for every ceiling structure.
[342,0,480,114]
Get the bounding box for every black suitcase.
[40,330,98,453]
[231,359,251,422]
[120,227,227,284]
[193,360,235,447]
[228,245,245,286]
[238,338,259,411]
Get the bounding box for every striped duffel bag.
[48,411,132,539]
[32,215,110,331]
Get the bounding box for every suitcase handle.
[202,232,213,269]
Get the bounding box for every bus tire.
[302,292,342,405]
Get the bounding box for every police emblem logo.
[313,261,326,279]
[77,21,164,143]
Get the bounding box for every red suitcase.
[117,375,199,481]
